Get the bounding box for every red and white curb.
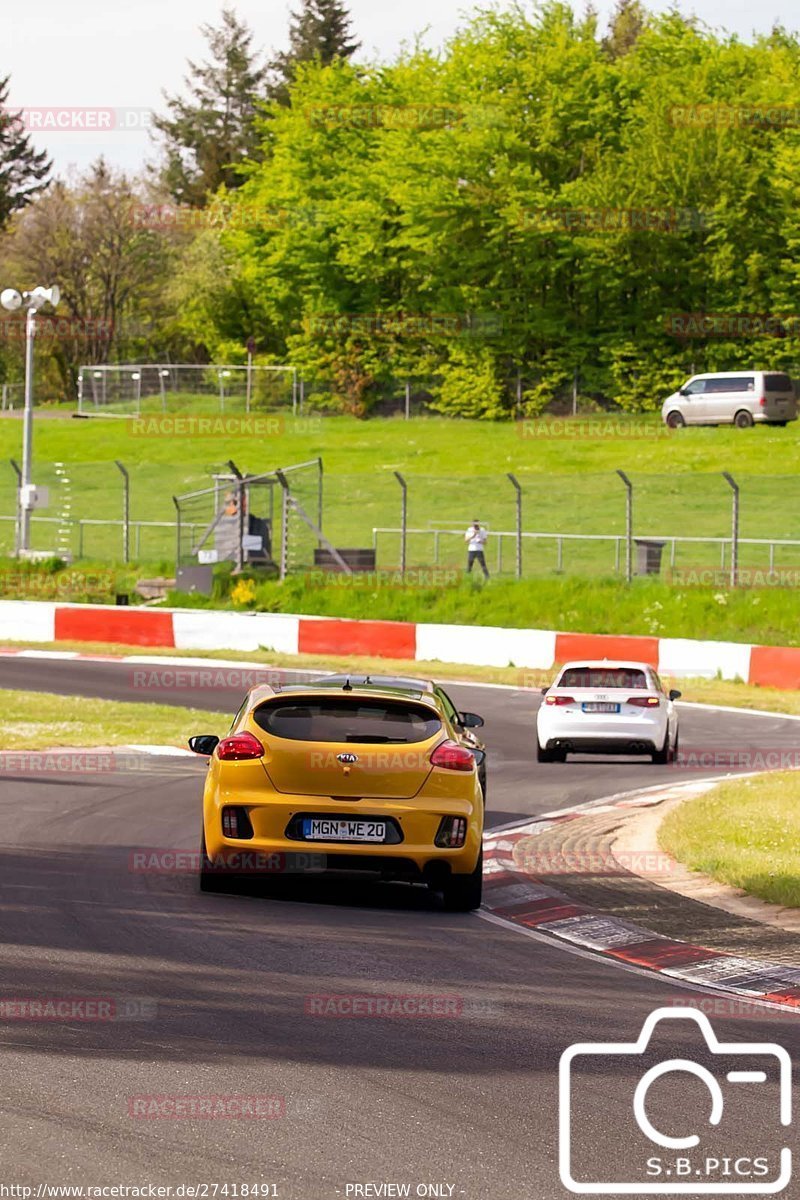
[482,786,800,1011]
[4,597,800,688]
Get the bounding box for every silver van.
[661,371,797,428]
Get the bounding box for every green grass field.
[0,687,229,749]
[2,411,800,563]
[659,772,800,908]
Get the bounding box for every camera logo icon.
[559,1007,791,1194]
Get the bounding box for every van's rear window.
[765,374,793,392]
[558,667,649,689]
[253,698,442,743]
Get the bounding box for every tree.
[602,0,647,58]
[153,8,268,206]
[268,0,360,104]
[170,3,800,415]
[0,76,51,228]
[0,160,177,398]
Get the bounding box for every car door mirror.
[470,748,486,766]
[459,711,484,728]
[188,734,220,755]
[668,689,682,701]
[541,686,549,695]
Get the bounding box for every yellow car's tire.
[199,827,239,893]
[441,849,483,912]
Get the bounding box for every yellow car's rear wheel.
[199,826,240,893]
[441,848,483,912]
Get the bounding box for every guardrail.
[372,526,800,576]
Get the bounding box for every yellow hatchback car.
[189,680,485,910]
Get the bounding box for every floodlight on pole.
[1,284,60,554]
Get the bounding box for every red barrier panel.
[55,606,175,647]
[298,618,416,660]
[554,632,660,666]
[749,644,800,690]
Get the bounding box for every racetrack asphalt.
[1,655,799,1196]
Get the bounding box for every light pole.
[0,285,60,554]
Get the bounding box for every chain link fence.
[4,461,800,585]
[76,365,442,419]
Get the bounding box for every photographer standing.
[464,519,489,579]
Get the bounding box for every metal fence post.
[279,477,289,580]
[616,469,633,583]
[394,471,407,572]
[172,497,181,577]
[9,459,21,557]
[114,460,130,563]
[507,473,522,578]
[317,456,323,548]
[227,459,245,574]
[722,472,739,587]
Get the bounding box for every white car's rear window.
[558,667,648,689]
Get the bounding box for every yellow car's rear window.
[253,698,441,744]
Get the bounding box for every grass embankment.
[1,412,800,571]
[165,573,800,647]
[2,561,800,648]
[0,688,229,750]
[3,638,800,716]
[660,773,800,908]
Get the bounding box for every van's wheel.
[666,411,685,429]
[734,410,754,428]
[441,849,483,912]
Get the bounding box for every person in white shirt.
[464,519,489,578]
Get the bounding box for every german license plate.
[582,702,620,713]
[302,818,386,842]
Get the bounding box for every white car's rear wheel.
[651,731,675,765]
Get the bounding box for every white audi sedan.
[536,660,681,764]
